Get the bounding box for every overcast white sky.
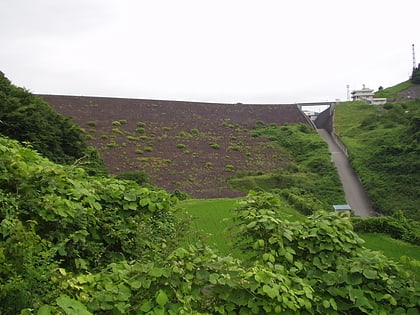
[0,0,418,104]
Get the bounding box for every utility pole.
[413,44,417,69]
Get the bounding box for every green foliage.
[224,164,235,172]
[112,127,124,134]
[228,191,420,314]
[115,171,149,186]
[209,142,220,149]
[374,80,414,99]
[249,123,345,210]
[0,136,181,313]
[171,189,190,201]
[0,71,105,175]
[335,101,420,220]
[1,137,419,314]
[352,211,420,246]
[411,64,420,84]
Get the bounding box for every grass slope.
[374,80,414,99]
[334,100,420,220]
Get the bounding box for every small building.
[351,85,374,101]
[333,204,352,216]
[351,85,387,105]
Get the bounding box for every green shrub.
[115,171,149,185]
[224,164,235,172]
[352,211,420,246]
[127,135,138,141]
[106,141,117,148]
[144,146,153,152]
[136,127,145,134]
[177,131,190,138]
[112,128,123,134]
[171,189,190,200]
[209,142,220,149]
[176,143,186,149]
[87,120,97,126]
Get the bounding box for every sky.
[0,0,418,104]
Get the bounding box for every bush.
[352,211,420,246]
[115,171,149,185]
[209,142,220,149]
[171,189,190,200]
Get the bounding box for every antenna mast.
[413,44,417,69]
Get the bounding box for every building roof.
[333,204,352,211]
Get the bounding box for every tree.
[0,71,106,174]
[411,64,420,84]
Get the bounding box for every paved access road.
[317,129,376,217]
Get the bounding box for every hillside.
[334,99,420,220]
[41,95,307,198]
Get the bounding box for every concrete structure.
[351,85,387,105]
[351,85,374,101]
[333,204,352,216]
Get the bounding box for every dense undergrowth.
[1,136,419,314]
[334,100,420,221]
[1,71,420,313]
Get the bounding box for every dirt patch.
[398,84,420,100]
[40,95,307,198]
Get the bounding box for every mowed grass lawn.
[359,233,420,277]
[177,197,305,257]
[178,198,420,277]
[178,198,239,257]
